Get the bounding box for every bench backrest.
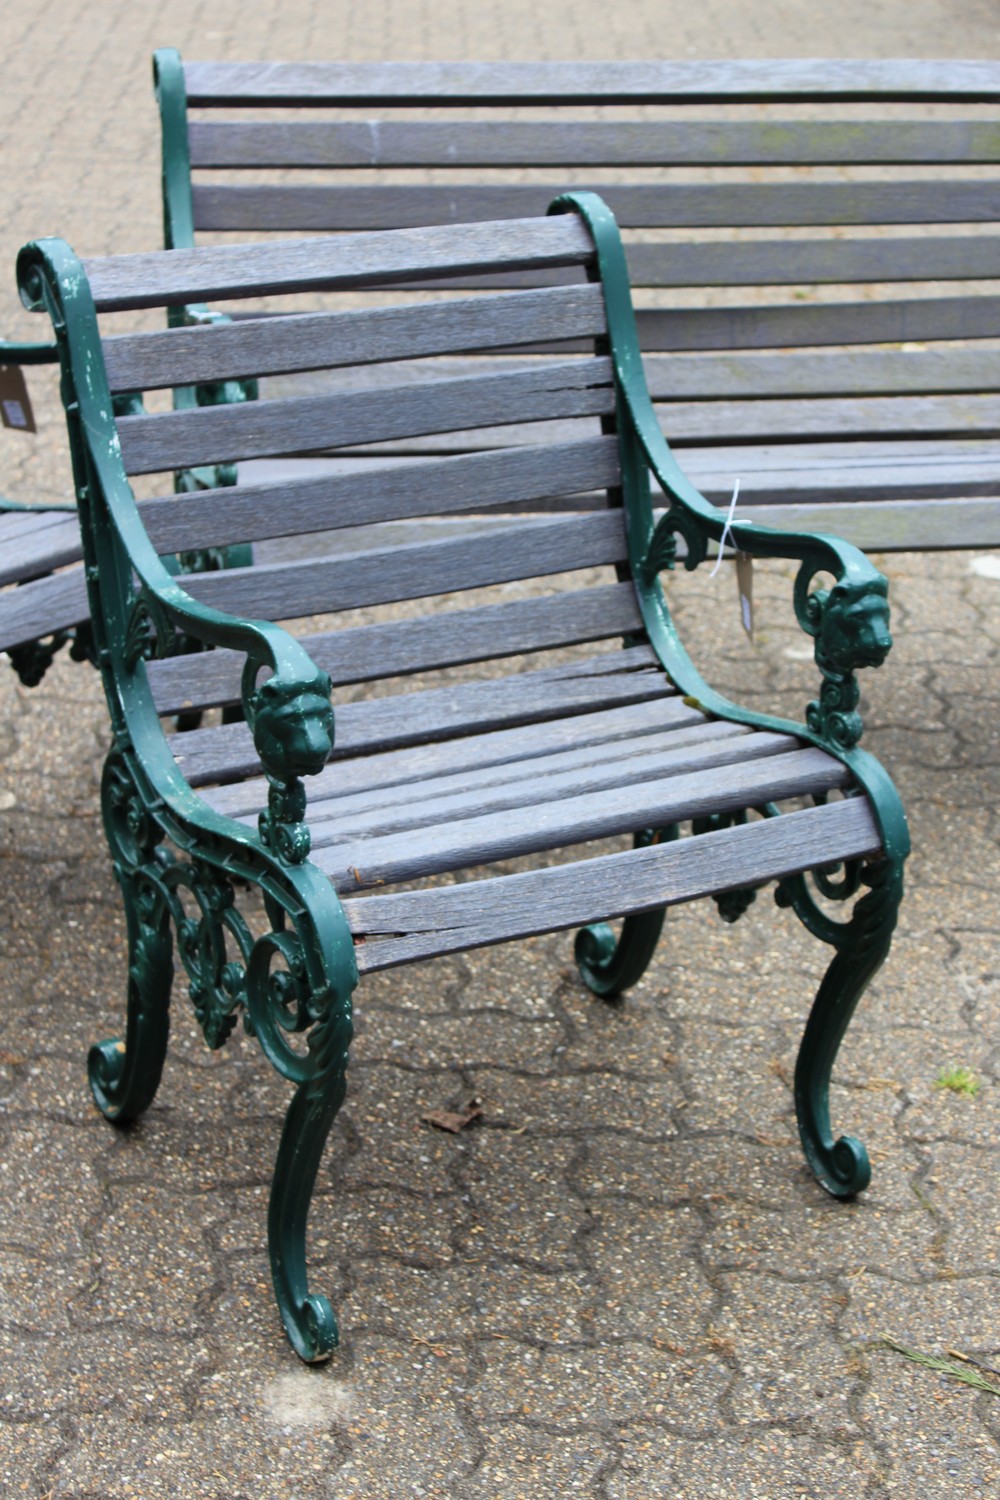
[44,211,653,730]
[154,55,1000,546]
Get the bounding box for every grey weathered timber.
[187,118,1000,169]
[28,199,909,1357]
[305,728,801,849]
[0,333,83,681]
[84,216,595,311]
[101,284,608,392]
[0,568,88,653]
[136,438,620,553]
[145,581,642,714]
[176,510,627,621]
[157,51,1000,549]
[346,797,883,970]
[116,357,615,473]
[314,747,853,891]
[180,58,1000,105]
[150,55,1000,558]
[171,646,671,787]
[201,698,689,818]
[192,180,1000,233]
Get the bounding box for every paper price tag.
[735,551,754,641]
[0,365,37,433]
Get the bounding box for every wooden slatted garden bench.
[0,338,89,684]
[19,195,908,1360]
[154,52,1000,552]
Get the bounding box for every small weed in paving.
[934,1066,981,1097]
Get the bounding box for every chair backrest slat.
[116,356,615,474]
[101,283,607,392]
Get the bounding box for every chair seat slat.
[172,645,666,787]
[315,746,852,891]
[346,797,881,970]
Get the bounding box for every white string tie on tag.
[709,478,741,578]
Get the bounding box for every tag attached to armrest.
[736,551,754,641]
[0,365,36,433]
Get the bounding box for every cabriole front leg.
[784,853,904,1198]
[89,751,175,1123]
[247,929,355,1362]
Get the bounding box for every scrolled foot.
[88,1037,131,1120]
[798,1125,871,1200]
[281,1291,339,1364]
[575,908,666,1000]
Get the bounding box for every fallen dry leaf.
[420,1098,484,1134]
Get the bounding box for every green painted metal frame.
[18,190,907,1358]
[153,47,256,561]
[556,192,908,1200]
[18,237,357,1362]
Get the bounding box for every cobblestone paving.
[2,2,1000,1497]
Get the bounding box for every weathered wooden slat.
[248,344,1000,405]
[102,284,607,393]
[314,746,852,891]
[0,568,88,651]
[83,216,595,312]
[646,347,1000,401]
[188,117,1000,169]
[182,59,1000,107]
[406,236,1000,292]
[662,391,1000,446]
[307,727,798,847]
[634,297,1000,351]
[0,516,82,586]
[138,437,619,553]
[345,796,881,970]
[117,357,614,473]
[193,179,1000,233]
[369,391,1000,452]
[178,510,626,621]
[0,509,73,541]
[739,496,1000,550]
[146,580,642,715]
[305,712,732,828]
[202,696,683,818]
[172,645,667,787]
[683,439,1000,502]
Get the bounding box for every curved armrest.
[549,192,896,755]
[17,236,332,859]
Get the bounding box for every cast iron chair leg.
[88,871,174,1123]
[266,1002,353,1362]
[791,854,904,1198]
[574,826,675,999]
